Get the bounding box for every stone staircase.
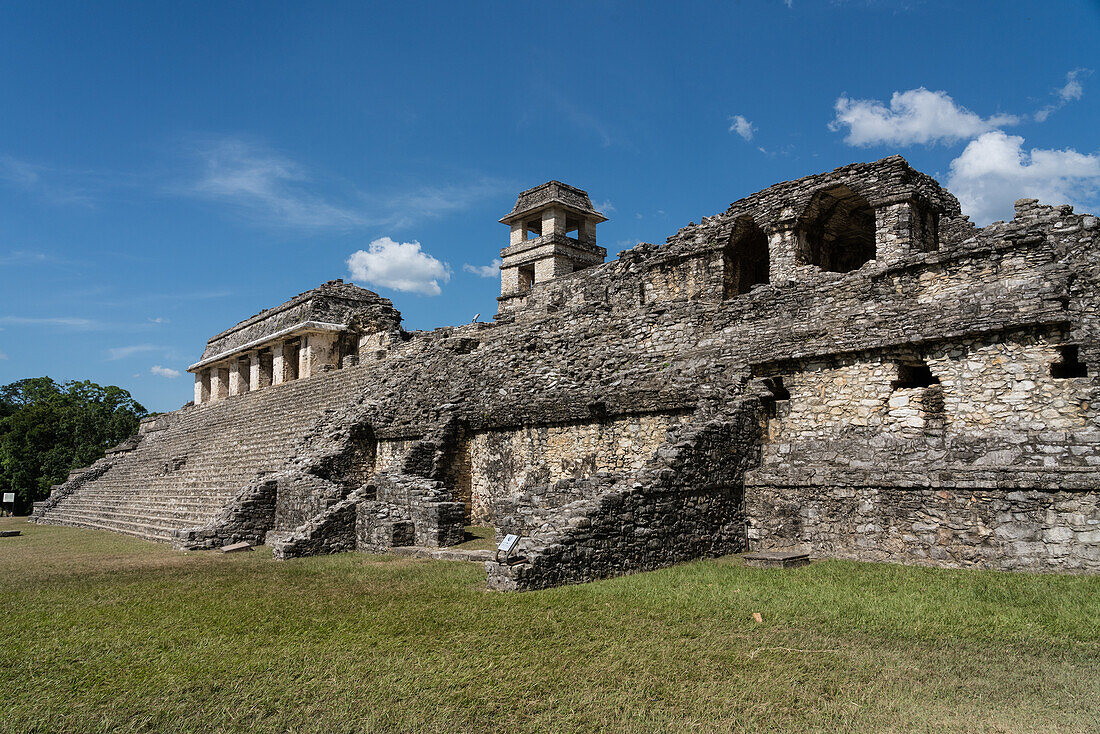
[34,365,374,543]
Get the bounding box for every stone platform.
[742,550,811,569]
[392,546,494,563]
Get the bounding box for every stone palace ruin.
[32,156,1100,589]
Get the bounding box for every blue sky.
[1,0,1098,412]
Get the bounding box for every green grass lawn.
[2,517,1098,734]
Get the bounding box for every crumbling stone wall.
[461,413,689,524]
[487,402,762,590]
[746,477,1100,572]
[376,438,416,471]
[355,473,465,550]
[172,478,279,550]
[764,329,1094,459]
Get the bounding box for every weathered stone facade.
[31,155,1100,590]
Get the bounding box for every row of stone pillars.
[192,330,339,405]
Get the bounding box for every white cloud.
[347,237,450,296]
[1035,68,1091,122]
[148,317,169,324]
[830,88,1018,146]
[0,156,40,188]
[593,199,615,214]
[0,316,100,330]
[182,136,504,231]
[729,115,756,142]
[186,137,367,229]
[106,345,161,361]
[0,250,70,266]
[0,155,130,206]
[382,179,505,229]
[1058,68,1088,101]
[463,259,502,278]
[150,365,180,378]
[947,131,1100,225]
[0,350,7,360]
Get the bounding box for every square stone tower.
[498,181,607,304]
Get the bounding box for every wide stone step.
[56,489,235,502]
[391,546,494,563]
[37,514,175,542]
[49,504,216,522]
[40,506,211,530]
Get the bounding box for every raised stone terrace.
[31,155,1100,589]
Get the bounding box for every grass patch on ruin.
[2,517,1099,734]
[451,524,496,551]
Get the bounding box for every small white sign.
[2,493,13,504]
[497,534,520,554]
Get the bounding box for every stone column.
[875,199,938,264]
[298,336,310,378]
[302,331,339,377]
[875,201,913,264]
[358,330,391,362]
[193,370,210,405]
[272,345,286,385]
[211,366,229,401]
[228,358,245,396]
[542,206,566,236]
[510,223,527,245]
[579,218,597,244]
[249,351,262,390]
[767,209,803,284]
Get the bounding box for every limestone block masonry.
[30,155,1100,591]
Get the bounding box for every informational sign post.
[495,534,521,564]
[1,492,13,517]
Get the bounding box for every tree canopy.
[0,377,146,514]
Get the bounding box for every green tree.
[0,377,147,514]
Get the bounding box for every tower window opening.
[1051,345,1088,379]
[723,216,770,297]
[799,185,876,273]
[525,220,542,240]
[518,263,535,292]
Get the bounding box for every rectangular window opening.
[1052,345,1088,379]
[893,361,939,389]
[761,376,790,419]
[518,263,535,292]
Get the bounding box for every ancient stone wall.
[746,482,1100,573]
[761,328,1095,464]
[459,413,689,524]
[487,403,762,590]
[36,156,1100,588]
